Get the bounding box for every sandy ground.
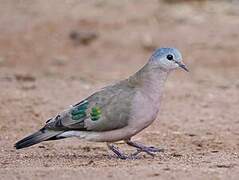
[0,0,239,179]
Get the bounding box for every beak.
[177,62,189,72]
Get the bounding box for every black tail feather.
[15,129,62,149]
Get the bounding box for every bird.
[15,47,188,159]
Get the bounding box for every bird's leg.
[107,143,128,160]
[125,139,164,157]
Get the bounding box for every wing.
[44,80,136,132]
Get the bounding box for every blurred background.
[0,0,239,180]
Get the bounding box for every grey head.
[149,48,189,72]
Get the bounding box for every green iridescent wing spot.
[72,113,86,120]
[71,100,89,120]
[90,106,101,121]
[71,109,86,116]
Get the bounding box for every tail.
[15,129,63,149]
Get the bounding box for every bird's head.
[149,48,189,72]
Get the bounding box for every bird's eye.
[166,54,174,61]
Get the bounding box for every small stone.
[87,160,94,165]
[69,31,98,46]
[171,152,182,157]
[185,133,197,137]
[163,167,170,171]
[149,173,160,177]
[15,73,36,82]
[215,164,234,168]
[83,146,91,152]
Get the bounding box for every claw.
[132,148,155,157]
[125,140,164,157]
[147,146,164,152]
[107,141,164,160]
[107,143,128,160]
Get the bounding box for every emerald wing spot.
[71,100,89,120]
[72,113,86,120]
[90,107,101,121]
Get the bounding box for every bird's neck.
[129,64,169,103]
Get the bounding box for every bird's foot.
[131,146,163,157]
[107,143,129,160]
[107,141,164,159]
[126,140,164,157]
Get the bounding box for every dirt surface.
[0,0,239,180]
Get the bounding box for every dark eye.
[166,54,174,61]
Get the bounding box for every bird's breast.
[129,91,160,131]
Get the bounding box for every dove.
[15,47,188,159]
